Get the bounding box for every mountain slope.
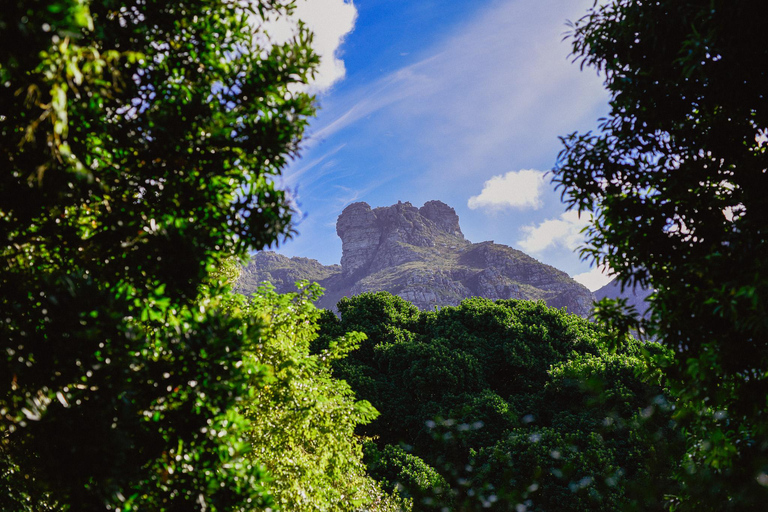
[594,278,653,318]
[237,200,595,316]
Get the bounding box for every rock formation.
[237,200,595,316]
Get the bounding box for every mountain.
[236,200,595,316]
[594,278,653,318]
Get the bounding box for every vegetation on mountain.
[554,0,768,508]
[317,292,681,510]
[237,251,342,297]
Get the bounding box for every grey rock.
[238,200,596,316]
[419,200,464,238]
[336,202,380,277]
[235,252,341,295]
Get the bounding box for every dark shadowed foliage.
[553,0,768,508]
[1,0,317,509]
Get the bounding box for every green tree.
[318,293,680,511]
[231,283,405,511]
[1,0,317,509]
[553,0,768,508]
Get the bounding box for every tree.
[553,0,768,508]
[318,293,680,510]
[1,0,317,509]
[231,283,404,511]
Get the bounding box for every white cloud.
[295,0,357,91]
[573,265,613,291]
[467,169,546,211]
[517,210,589,253]
[259,0,357,93]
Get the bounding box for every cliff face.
[237,200,595,316]
[337,200,469,277]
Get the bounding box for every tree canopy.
[230,283,403,511]
[1,0,319,509]
[318,292,680,511]
[553,0,768,508]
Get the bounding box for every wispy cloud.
[468,169,546,211]
[306,0,606,180]
[518,210,589,253]
[308,61,440,143]
[275,0,609,272]
[282,143,347,188]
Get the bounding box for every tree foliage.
[231,283,404,512]
[1,0,318,509]
[553,0,768,508]
[318,292,680,511]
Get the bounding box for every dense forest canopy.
[317,292,681,511]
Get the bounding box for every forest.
[2,0,767,511]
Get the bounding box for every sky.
[270,0,613,291]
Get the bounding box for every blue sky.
[270,0,613,290]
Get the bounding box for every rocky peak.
[242,200,595,317]
[336,202,379,277]
[419,200,463,238]
[337,200,468,277]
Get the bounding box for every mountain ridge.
[237,200,596,316]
